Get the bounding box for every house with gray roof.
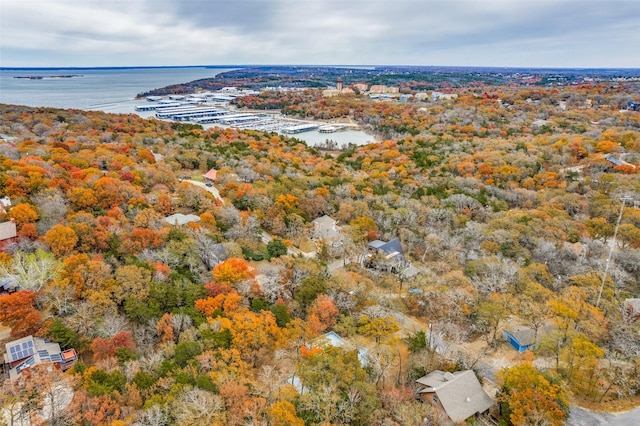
[416,370,493,423]
[163,213,201,226]
[0,219,17,251]
[364,237,414,275]
[311,215,342,245]
[503,326,537,352]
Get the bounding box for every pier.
[281,123,319,134]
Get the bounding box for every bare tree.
[171,388,224,425]
[133,405,170,426]
[1,249,60,291]
[96,313,129,337]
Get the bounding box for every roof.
[417,370,494,422]
[3,335,73,379]
[203,169,217,181]
[0,220,17,241]
[312,215,337,227]
[505,326,536,347]
[368,238,404,259]
[368,240,386,249]
[164,213,201,226]
[311,215,341,241]
[0,274,19,292]
[323,331,346,347]
[604,154,628,166]
[210,243,227,263]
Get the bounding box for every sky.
[1,0,639,68]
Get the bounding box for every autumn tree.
[0,362,74,425]
[212,257,252,286]
[357,314,400,344]
[0,290,43,338]
[475,292,513,345]
[497,363,569,426]
[91,331,136,361]
[7,202,39,228]
[307,294,339,334]
[43,224,79,257]
[267,401,305,426]
[349,216,377,242]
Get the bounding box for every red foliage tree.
[91,331,136,361]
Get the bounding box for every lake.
[0,67,376,147]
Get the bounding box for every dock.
[281,123,319,134]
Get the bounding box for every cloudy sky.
[1,0,639,68]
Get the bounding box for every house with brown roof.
[416,370,494,423]
[203,168,218,182]
[3,335,77,380]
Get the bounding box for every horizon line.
[2,64,640,72]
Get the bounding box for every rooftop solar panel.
[7,339,35,362]
[15,356,35,374]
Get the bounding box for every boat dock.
[135,95,357,136]
[281,123,319,134]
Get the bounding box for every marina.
[132,93,376,147]
[136,94,370,144]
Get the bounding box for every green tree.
[48,318,80,350]
[267,238,288,259]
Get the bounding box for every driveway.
[568,406,640,426]
[184,179,223,203]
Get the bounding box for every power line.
[595,197,631,308]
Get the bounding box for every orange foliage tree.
[307,294,339,334]
[212,257,252,286]
[43,224,78,257]
[195,292,243,316]
[7,203,39,228]
[0,290,43,339]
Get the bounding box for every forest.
[1,77,640,426]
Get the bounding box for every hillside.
[0,79,640,425]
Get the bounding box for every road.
[184,179,223,204]
[568,406,640,426]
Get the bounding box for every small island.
[13,74,82,80]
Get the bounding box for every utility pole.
[596,197,630,308]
